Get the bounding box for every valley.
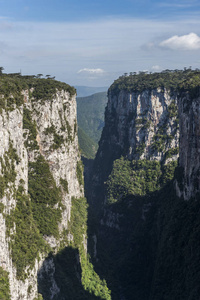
[0,69,199,299]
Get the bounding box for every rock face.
[0,82,83,299]
[106,88,179,160]
[89,72,200,300]
[176,89,200,200]
[92,87,179,206]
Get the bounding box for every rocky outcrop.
[176,89,200,200]
[89,72,200,300]
[27,89,82,234]
[0,82,83,299]
[106,88,179,160]
[91,87,179,206]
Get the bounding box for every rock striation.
[176,89,200,200]
[106,87,179,161]
[0,78,83,299]
[91,86,179,207]
[89,71,200,300]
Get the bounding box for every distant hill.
[78,127,98,159]
[77,91,108,146]
[75,86,108,97]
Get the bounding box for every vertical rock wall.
[176,89,200,200]
[0,87,83,299]
[92,88,179,205]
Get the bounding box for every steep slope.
[0,74,110,300]
[77,91,107,145]
[176,88,200,200]
[78,126,98,159]
[91,71,181,209]
[89,70,200,300]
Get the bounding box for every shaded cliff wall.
[88,72,200,300]
[176,89,200,200]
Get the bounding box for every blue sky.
[0,0,200,87]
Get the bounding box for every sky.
[0,0,200,87]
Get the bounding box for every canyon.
[0,70,200,299]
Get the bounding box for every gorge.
[0,69,200,300]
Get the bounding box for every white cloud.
[159,32,200,50]
[0,17,200,85]
[152,65,161,71]
[77,68,105,74]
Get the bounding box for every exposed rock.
[0,86,83,299]
[176,90,200,200]
[91,88,179,207]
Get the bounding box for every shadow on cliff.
[87,189,158,300]
[81,156,94,197]
[87,179,200,300]
[37,246,101,300]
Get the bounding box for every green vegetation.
[165,147,179,160]
[0,72,75,113]
[78,127,98,159]
[33,294,43,300]
[23,108,39,150]
[0,176,5,199]
[5,187,48,280]
[86,69,200,300]
[69,197,111,300]
[44,125,65,149]
[31,78,75,101]
[44,125,65,150]
[60,178,69,193]
[109,68,200,95]
[0,70,112,299]
[0,75,24,112]
[0,267,11,300]
[161,161,178,185]
[0,202,4,213]
[69,197,88,248]
[151,114,178,154]
[168,99,178,118]
[106,156,177,204]
[151,133,168,152]
[39,197,111,299]
[76,160,84,186]
[28,155,63,237]
[0,141,19,198]
[44,120,73,148]
[77,92,107,144]
[0,143,51,281]
[135,142,146,156]
[65,119,73,143]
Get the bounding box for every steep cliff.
[0,74,110,300]
[176,89,200,200]
[91,72,180,209]
[88,70,200,300]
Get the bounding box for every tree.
[0,67,4,75]
[36,74,43,78]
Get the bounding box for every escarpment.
[176,89,200,200]
[0,75,82,299]
[1,70,200,300]
[91,73,180,208]
[0,74,111,300]
[88,70,200,300]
